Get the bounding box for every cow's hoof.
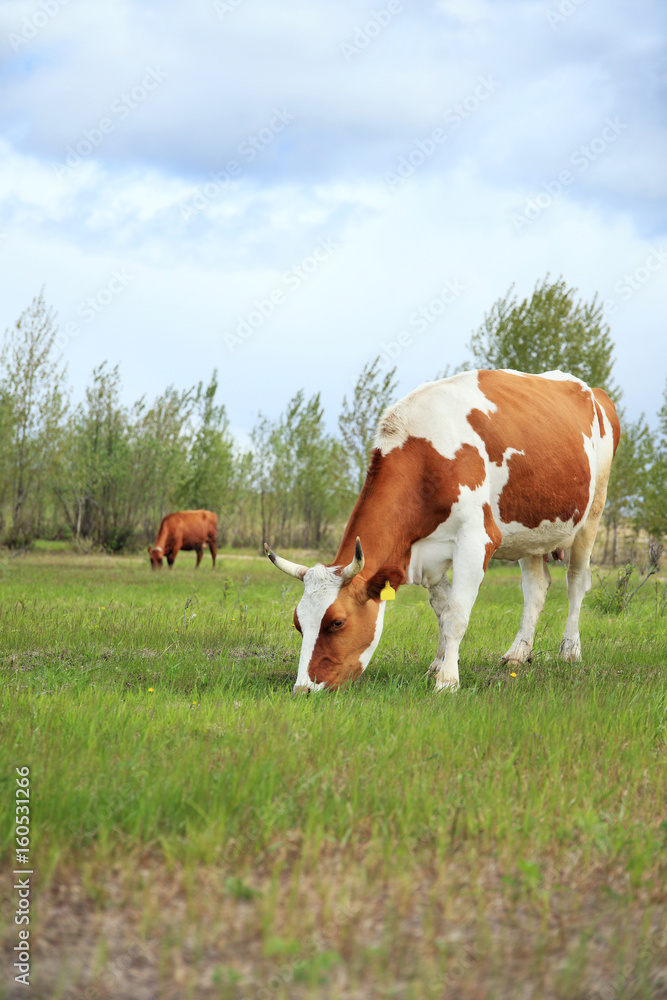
[559,638,581,662]
[435,678,460,692]
[501,640,533,665]
[425,660,441,679]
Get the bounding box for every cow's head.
[265,538,403,692]
[147,545,163,569]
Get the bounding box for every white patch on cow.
[375,371,496,459]
[539,369,587,387]
[359,600,385,672]
[294,564,343,690]
[407,482,486,587]
[493,514,581,561]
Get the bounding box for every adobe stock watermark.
[52,67,168,179]
[213,0,244,18]
[55,269,135,351]
[377,277,467,372]
[181,108,295,222]
[384,76,501,193]
[511,116,628,231]
[545,0,588,29]
[339,0,403,63]
[7,0,72,53]
[223,236,339,353]
[585,925,667,1000]
[603,245,667,316]
[14,767,32,988]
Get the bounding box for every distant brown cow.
[148,510,218,569]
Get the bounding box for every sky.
[0,0,665,441]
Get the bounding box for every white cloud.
[0,0,665,432]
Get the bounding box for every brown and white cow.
[265,370,620,692]
[148,509,218,569]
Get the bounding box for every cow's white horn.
[264,542,308,581]
[341,537,365,582]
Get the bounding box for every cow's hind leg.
[209,537,217,569]
[560,484,608,661]
[195,545,203,568]
[560,525,597,660]
[427,575,452,678]
[560,537,593,661]
[502,555,551,664]
[430,535,487,691]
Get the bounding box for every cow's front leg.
[195,545,203,568]
[431,536,486,691]
[502,555,551,664]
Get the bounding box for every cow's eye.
[329,619,345,631]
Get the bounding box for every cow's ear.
[364,566,406,602]
[147,545,153,554]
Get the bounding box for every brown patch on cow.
[594,400,606,438]
[335,438,486,579]
[307,587,381,689]
[468,371,594,529]
[482,502,502,569]
[365,565,406,601]
[149,510,218,569]
[592,387,621,454]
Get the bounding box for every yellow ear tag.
[380,581,396,601]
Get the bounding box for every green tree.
[338,356,398,494]
[250,414,276,546]
[602,410,653,563]
[263,391,344,549]
[291,393,343,548]
[228,448,258,547]
[178,372,234,536]
[466,276,620,400]
[0,290,68,545]
[73,363,137,551]
[639,380,667,545]
[133,385,194,538]
[0,385,13,535]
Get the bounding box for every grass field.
[1,548,666,1000]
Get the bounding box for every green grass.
[1,550,666,999]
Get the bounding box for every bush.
[590,543,663,614]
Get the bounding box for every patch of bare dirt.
[2,853,666,1000]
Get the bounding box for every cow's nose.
[292,685,311,697]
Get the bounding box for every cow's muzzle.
[292,684,312,697]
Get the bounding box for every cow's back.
[376,369,618,561]
[159,509,217,545]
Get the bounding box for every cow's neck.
[333,447,421,580]
[155,524,170,550]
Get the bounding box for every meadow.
[1,547,666,1000]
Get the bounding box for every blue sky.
[1,0,665,439]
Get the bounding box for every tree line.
[0,280,665,560]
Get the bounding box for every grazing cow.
[148,509,218,569]
[265,370,620,692]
